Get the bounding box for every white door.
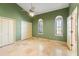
[21,21,27,40]
[26,22,32,38]
[0,17,16,47]
[8,19,16,44]
[71,6,77,55]
[2,18,9,46]
[67,16,72,50]
[21,21,32,40]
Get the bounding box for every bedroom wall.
[78,4,79,56]
[0,3,32,41]
[78,3,79,56]
[32,7,69,42]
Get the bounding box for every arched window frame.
[55,15,63,36]
[38,19,43,34]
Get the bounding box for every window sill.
[38,33,43,35]
[55,35,63,37]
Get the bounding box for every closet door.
[21,21,27,40]
[21,21,32,40]
[26,22,32,38]
[8,19,15,44]
[0,17,16,46]
[2,18,9,46]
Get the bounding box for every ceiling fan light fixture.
[29,10,34,17]
[29,3,35,17]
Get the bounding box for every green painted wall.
[0,3,32,41]
[78,4,79,56]
[32,7,69,42]
[69,3,79,56]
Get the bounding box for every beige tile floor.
[0,37,76,56]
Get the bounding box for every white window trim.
[55,15,63,36]
[38,19,43,34]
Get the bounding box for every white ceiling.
[17,3,69,15]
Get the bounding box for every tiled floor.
[0,37,77,56]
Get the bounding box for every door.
[2,18,9,46]
[26,22,32,38]
[67,6,77,55]
[21,20,32,40]
[71,6,77,55]
[8,19,16,44]
[0,17,16,47]
[67,15,72,50]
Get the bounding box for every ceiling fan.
[29,3,35,17]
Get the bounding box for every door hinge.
[71,30,73,33]
[71,44,73,46]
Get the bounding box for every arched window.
[38,19,43,34]
[55,16,63,36]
